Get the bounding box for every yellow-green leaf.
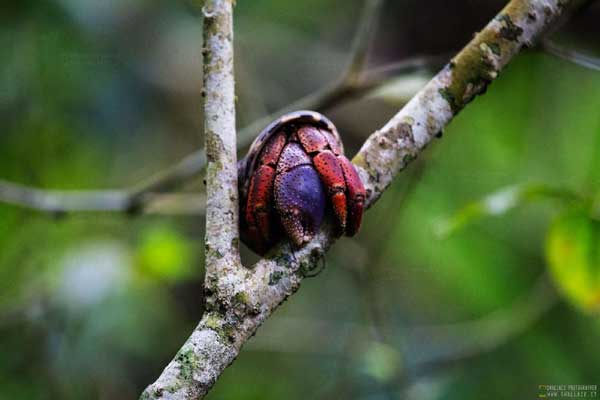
[135,225,196,282]
[545,211,600,314]
[437,184,582,238]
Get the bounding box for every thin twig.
[0,0,391,217]
[141,1,574,399]
[0,56,440,216]
[0,179,205,215]
[128,152,207,206]
[218,0,385,160]
[168,52,446,169]
[541,38,600,71]
[123,0,384,210]
[269,273,557,398]
[242,273,557,371]
[345,0,384,81]
[398,274,557,384]
[536,0,599,70]
[344,158,429,344]
[0,49,447,216]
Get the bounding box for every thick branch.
[201,0,240,275]
[141,1,572,399]
[354,0,570,204]
[142,1,241,399]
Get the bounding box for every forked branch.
[142,1,573,399]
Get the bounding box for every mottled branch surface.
[201,1,240,277]
[142,1,570,399]
[354,0,572,204]
[142,1,243,399]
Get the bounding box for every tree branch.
[353,0,571,205]
[0,0,414,216]
[141,1,573,399]
[135,0,384,204]
[0,56,442,216]
[0,179,205,215]
[241,273,557,379]
[141,1,242,398]
[541,37,600,71]
[400,273,557,383]
[200,0,240,276]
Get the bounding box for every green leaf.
[545,210,600,314]
[359,341,401,383]
[436,184,582,237]
[135,224,196,282]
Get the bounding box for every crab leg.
[338,156,365,236]
[244,131,286,254]
[245,165,276,247]
[312,151,348,233]
[297,126,350,234]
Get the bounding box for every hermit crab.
[238,111,366,255]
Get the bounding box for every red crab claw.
[244,165,276,254]
[274,142,326,247]
[339,156,365,236]
[297,126,365,237]
[243,131,287,254]
[296,126,347,233]
[312,150,348,234]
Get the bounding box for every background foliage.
[1,0,599,399]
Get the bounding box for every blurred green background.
[1,0,600,399]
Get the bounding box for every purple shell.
[238,111,343,201]
[274,165,326,244]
